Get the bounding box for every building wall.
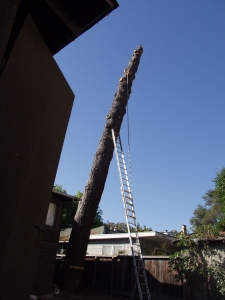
[33,194,65,298]
[194,240,225,300]
[142,238,177,255]
[0,14,74,300]
[87,237,175,256]
[87,238,132,256]
[34,244,59,297]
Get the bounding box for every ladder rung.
[118,159,125,164]
[123,189,131,196]
[122,183,131,188]
[119,166,127,171]
[125,200,133,205]
[117,153,124,157]
[124,198,133,203]
[112,131,151,300]
[128,215,136,219]
[123,189,132,194]
[125,203,133,208]
[124,193,132,198]
[122,181,129,186]
[118,156,124,161]
[126,208,134,212]
[124,195,132,199]
[127,215,135,219]
[119,163,126,168]
[124,194,132,200]
[116,150,123,154]
[124,195,133,199]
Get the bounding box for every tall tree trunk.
[65,45,143,291]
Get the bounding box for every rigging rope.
[127,71,137,300]
[126,72,133,196]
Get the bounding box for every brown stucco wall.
[0,14,74,300]
[33,193,66,298]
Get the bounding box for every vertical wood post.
[110,257,116,295]
[93,256,99,291]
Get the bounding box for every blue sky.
[54,0,225,232]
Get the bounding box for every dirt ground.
[53,291,131,300]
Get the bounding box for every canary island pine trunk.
[65,45,143,291]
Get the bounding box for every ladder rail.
[112,129,151,300]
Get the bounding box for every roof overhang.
[88,231,176,244]
[29,0,119,55]
[1,0,119,69]
[52,190,80,202]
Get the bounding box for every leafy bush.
[168,225,225,300]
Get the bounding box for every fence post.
[92,256,99,291]
[110,257,116,295]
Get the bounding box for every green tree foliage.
[137,223,152,232]
[190,168,225,230]
[190,190,222,228]
[168,225,225,300]
[61,200,79,229]
[105,221,152,232]
[62,191,103,229]
[167,230,179,237]
[53,184,67,194]
[53,186,103,229]
[213,168,225,230]
[92,207,104,228]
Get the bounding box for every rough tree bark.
[65,45,143,291]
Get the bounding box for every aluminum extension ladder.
[111,129,151,300]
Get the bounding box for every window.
[113,245,123,255]
[46,202,57,226]
[102,245,113,255]
[102,245,124,256]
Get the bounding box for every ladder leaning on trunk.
[111,129,151,300]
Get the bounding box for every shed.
[33,191,79,299]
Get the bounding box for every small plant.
[117,249,127,255]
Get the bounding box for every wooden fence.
[82,256,183,300]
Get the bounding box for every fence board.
[83,256,183,300]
